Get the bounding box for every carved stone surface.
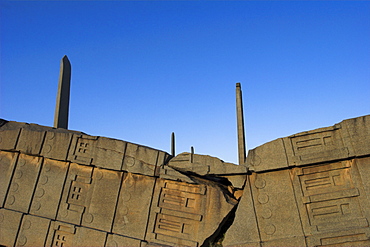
[0,115,369,246]
[112,173,156,239]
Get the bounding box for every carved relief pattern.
[52,230,73,247]
[1,116,370,247]
[288,127,349,165]
[297,161,368,234]
[152,181,206,246]
[70,137,96,165]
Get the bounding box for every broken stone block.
[167,152,248,190]
[158,164,196,183]
[146,178,236,246]
[220,174,247,189]
[168,152,247,176]
[224,169,305,246]
[223,176,260,246]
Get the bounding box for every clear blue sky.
[1,1,369,164]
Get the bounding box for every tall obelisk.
[236,82,246,165]
[54,55,71,129]
[171,132,175,157]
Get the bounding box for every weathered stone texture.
[247,115,370,172]
[5,154,42,213]
[106,233,142,247]
[0,151,18,207]
[30,158,68,219]
[146,178,236,246]
[16,214,50,246]
[41,131,73,160]
[113,173,155,239]
[0,208,23,246]
[0,115,369,246]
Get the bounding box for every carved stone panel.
[106,233,142,247]
[92,137,126,170]
[16,214,50,247]
[57,162,93,225]
[30,158,69,219]
[147,179,211,246]
[250,170,304,242]
[306,228,370,246]
[342,115,370,157]
[113,172,156,239]
[246,138,288,172]
[81,167,122,232]
[41,131,73,160]
[284,126,349,166]
[16,128,46,155]
[0,123,21,150]
[0,151,18,206]
[5,154,42,213]
[122,143,166,176]
[46,221,107,247]
[0,208,23,246]
[68,134,127,170]
[68,135,97,165]
[293,160,369,236]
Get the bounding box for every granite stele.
[0,57,369,247]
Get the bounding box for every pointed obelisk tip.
[236,82,241,88]
[54,55,71,129]
[62,55,70,64]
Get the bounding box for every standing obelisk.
[54,55,71,129]
[236,82,246,165]
[171,132,175,157]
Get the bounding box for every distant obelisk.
[54,55,71,129]
[236,83,246,165]
[171,132,175,157]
